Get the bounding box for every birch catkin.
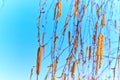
[83,5,86,14]
[99,34,104,68]
[52,76,56,80]
[68,31,70,45]
[96,35,101,56]
[95,56,99,74]
[101,14,106,27]
[89,46,92,60]
[74,36,78,53]
[92,77,97,80]
[96,34,104,57]
[56,1,62,21]
[86,46,88,58]
[53,58,58,74]
[74,0,79,16]
[71,61,77,75]
[118,54,120,68]
[95,21,98,28]
[95,34,104,73]
[36,46,43,75]
[54,36,58,45]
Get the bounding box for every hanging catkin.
[95,34,104,74]
[83,5,86,14]
[96,35,101,56]
[36,46,43,75]
[118,54,120,68]
[74,36,78,54]
[71,61,77,75]
[99,34,104,68]
[74,0,79,16]
[95,56,99,74]
[89,46,92,60]
[52,76,56,80]
[86,46,88,58]
[95,21,98,28]
[54,1,62,21]
[68,31,70,45]
[101,14,106,27]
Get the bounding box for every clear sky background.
[0,0,120,80]
[0,0,39,80]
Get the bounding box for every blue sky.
[0,0,120,80]
[0,0,39,80]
